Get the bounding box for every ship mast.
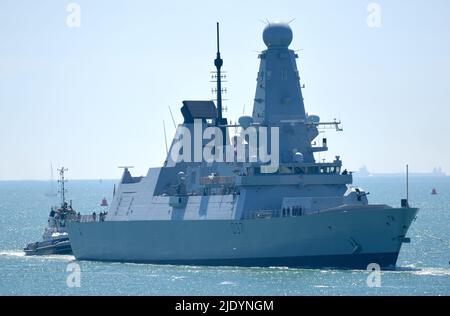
[57,167,68,206]
[213,22,229,156]
[214,22,224,123]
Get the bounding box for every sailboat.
[44,163,58,197]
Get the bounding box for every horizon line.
[0,178,120,182]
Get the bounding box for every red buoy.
[101,198,108,206]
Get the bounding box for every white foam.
[0,250,74,261]
[37,254,75,261]
[0,250,26,257]
[268,266,291,270]
[219,281,236,285]
[413,268,450,277]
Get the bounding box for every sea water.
[0,177,449,295]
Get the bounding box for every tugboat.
[24,167,77,255]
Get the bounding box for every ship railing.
[79,215,94,222]
[78,214,107,223]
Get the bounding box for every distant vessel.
[67,22,418,269]
[44,163,58,197]
[101,198,108,207]
[357,166,371,177]
[356,166,447,177]
[431,188,438,195]
[24,167,77,255]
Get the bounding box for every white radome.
[263,21,293,48]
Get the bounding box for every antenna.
[49,162,55,194]
[168,106,176,129]
[57,167,68,207]
[401,164,410,208]
[163,120,169,155]
[214,22,224,122]
[216,22,220,52]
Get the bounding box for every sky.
[0,0,449,180]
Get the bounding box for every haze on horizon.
[1,0,449,180]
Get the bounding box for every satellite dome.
[263,21,293,48]
[307,115,320,124]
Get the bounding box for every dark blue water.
[0,177,449,295]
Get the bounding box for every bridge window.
[320,166,340,174]
[249,165,340,176]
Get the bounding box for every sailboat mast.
[50,163,54,192]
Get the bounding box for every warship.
[66,22,418,269]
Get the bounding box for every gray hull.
[67,206,418,269]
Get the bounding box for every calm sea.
[0,177,449,295]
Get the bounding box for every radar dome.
[238,116,254,129]
[263,22,293,48]
[307,115,320,124]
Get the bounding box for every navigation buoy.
[101,198,108,206]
